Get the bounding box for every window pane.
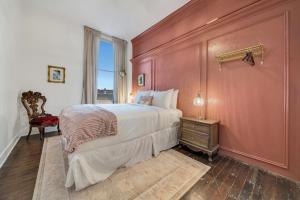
[97,71,114,103]
[97,71,114,90]
[96,39,115,104]
[97,40,114,71]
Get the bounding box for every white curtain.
[112,37,127,103]
[81,26,101,104]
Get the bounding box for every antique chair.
[21,91,60,140]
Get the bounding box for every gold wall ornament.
[216,44,264,71]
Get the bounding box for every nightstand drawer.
[182,121,210,133]
[181,129,208,148]
[182,128,208,136]
[180,117,219,162]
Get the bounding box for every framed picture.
[138,74,145,86]
[48,65,66,83]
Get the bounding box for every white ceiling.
[23,0,189,41]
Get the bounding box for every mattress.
[69,103,182,154]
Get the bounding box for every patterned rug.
[33,136,210,200]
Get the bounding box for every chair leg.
[38,127,43,141]
[42,127,45,139]
[26,126,32,140]
[57,122,61,134]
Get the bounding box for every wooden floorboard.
[249,169,265,200]
[0,132,58,200]
[238,166,255,200]
[0,133,299,200]
[176,145,300,200]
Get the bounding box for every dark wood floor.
[176,146,300,200]
[0,133,58,200]
[0,133,299,200]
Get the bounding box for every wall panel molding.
[205,11,290,169]
[283,10,290,169]
[132,58,155,92]
[220,146,288,169]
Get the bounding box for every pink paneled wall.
[131,0,300,181]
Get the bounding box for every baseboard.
[218,150,300,185]
[0,135,20,168]
[0,126,58,168]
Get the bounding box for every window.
[96,39,115,103]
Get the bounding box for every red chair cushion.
[30,115,59,126]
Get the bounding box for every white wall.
[20,5,84,116]
[0,4,85,138]
[0,0,85,165]
[0,1,133,166]
[0,0,22,166]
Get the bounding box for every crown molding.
[131,0,288,60]
[131,0,199,44]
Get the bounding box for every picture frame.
[137,74,145,86]
[48,65,66,83]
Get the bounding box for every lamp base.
[197,115,205,120]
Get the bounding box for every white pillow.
[134,90,152,103]
[170,89,179,109]
[151,89,174,109]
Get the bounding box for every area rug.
[33,136,210,200]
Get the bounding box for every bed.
[61,102,182,191]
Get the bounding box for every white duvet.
[64,103,182,190]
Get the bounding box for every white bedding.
[64,103,182,190]
[71,103,182,153]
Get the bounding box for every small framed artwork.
[138,74,145,86]
[48,65,66,83]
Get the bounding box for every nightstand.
[179,117,220,161]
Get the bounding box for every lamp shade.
[193,93,204,106]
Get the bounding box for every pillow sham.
[170,89,179,109]
[151,89,174,109]
[134,90,152,103]
[138,95,153,105]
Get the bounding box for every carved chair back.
[21,91,47,120]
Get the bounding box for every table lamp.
[193,92,205,120]
[129,92,134,103]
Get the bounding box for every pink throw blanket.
[60,105,117,153]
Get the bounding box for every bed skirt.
[64,126,179,191]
